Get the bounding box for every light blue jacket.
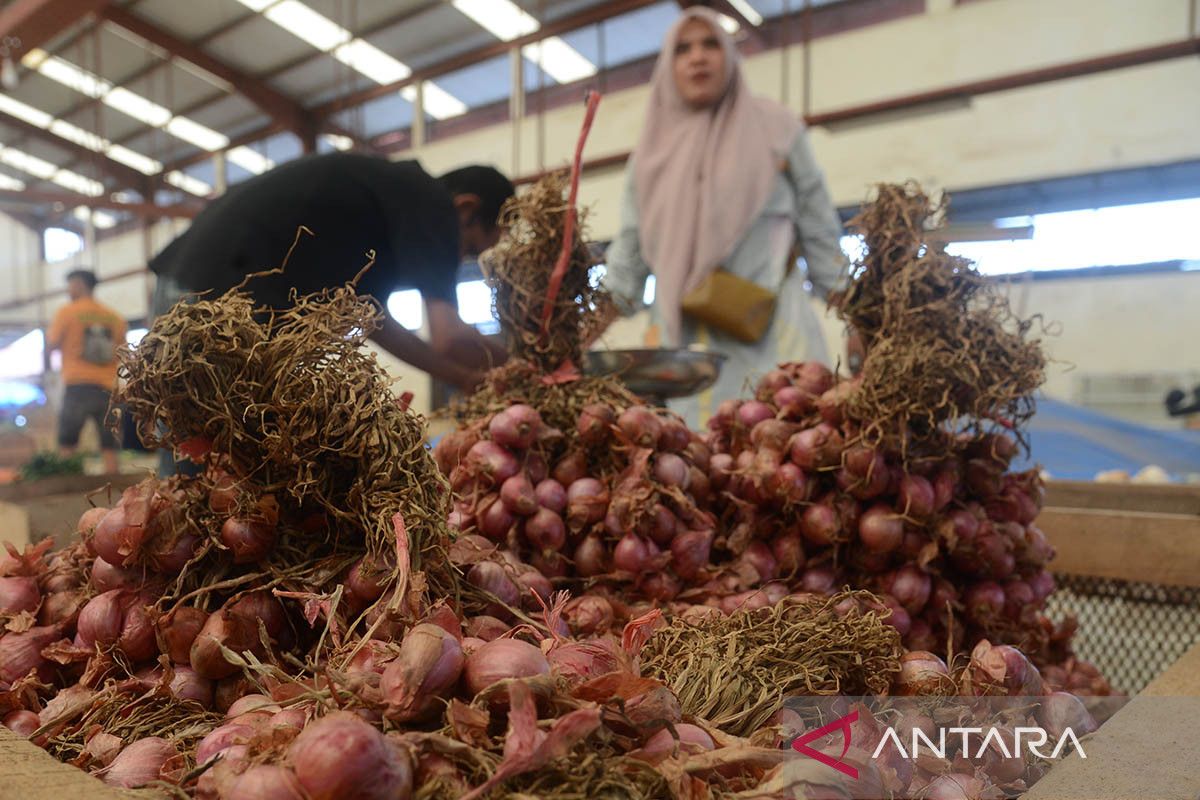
[603,129,848,427]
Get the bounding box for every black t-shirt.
[150,154,459,309]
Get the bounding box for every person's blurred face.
[453,193,502,258]
[66,276,89,300]
[672,18,727,109]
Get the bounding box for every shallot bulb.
[566,478,609,529]
[220,517,277,564]
[463,638,550,695]
[2,710,40,737]
[381,624,465,722]
[158,607,208,665]
[287,711,413,800]
[563,596,615,636]
[0,575,39,614]
[618,406,663,448]
[577,404,615,444]
[228,765,306,800]
[103,737,177,788]
[894,651,952,696]
[635,724,715,764]
[499,474,538,516]
[533,479,567,514]
[466,440,521,485]
[488,404,542,450]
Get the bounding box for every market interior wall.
[1,0,1197,417]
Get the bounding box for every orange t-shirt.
[46,297,126,388]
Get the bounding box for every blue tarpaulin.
[1013,397,1200,480]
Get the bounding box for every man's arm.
[426,299,507,371]
[46,307,67,351]
[370,314,485,393]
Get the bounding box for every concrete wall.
[2,0,1197,420]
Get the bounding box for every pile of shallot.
[438,401,721,607]
[699,361,1091,674]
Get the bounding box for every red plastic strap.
[539,91,602,337]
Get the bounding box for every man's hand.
[846,328,865,375]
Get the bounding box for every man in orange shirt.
[46,269,126,473]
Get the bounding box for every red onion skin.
[466,440,521,485]
[478,495,515,541]
[228,765,307,800]
[499,474,539,517]
[225,694,280,718]
[523,508,567,551]
[0,575,39,614]
[346,557,390,605]
[564,596,615,636]
[533,479,567,514]
[658,418,692,452]
[670,529,713,580]
[170,666,215,706]
[158,607,208,665]
[577,403,616,444]
[652,453,690,488]
[464,616,510,642]
[894,651,951,696]
[381,624,465,722]
[887,565,932,613]
[38,589,83,629]
[801,501,840,547]
[771,532,805,577]
[642,504,679,547]
[220,518,277,564]
[686,466,711,504]
[489,405,542,450]
[897,474,935,519]
[1029,570,1056,602]
[858,506,904,553]
[905,619,938,652]
[552,451,588,487]
[613,533,651,574]
[1038,692,1098,739]
[530,549,569,580]
[709,453,734,489]
[463,638,551,695]
[191,608,261,680]
[466,562,519,612]
[3,710,40,737]
[636,724,715,764]
[618,406,663,448]
[573,534,610,577]
[736,400,775,429]
[639,572,682,601]
[433,428,480,475]
[77,506,110,546]
[750,419,796,452]
[514,567,554,608]
[566,478,609,529]
[103,737,177,788]
[230,592,288,639]
[739,541,779,584]
[149,530,200,573]
[965,582,1006,623]
[119,599,158,662]
[92,506,148,566]
[288,711,413,800]
[800,566,837,595]
[78,589,125,648]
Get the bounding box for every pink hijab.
[632,8,801,346]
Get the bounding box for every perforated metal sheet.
[1045,574,1200,694]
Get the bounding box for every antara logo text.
[789,709,1087,779]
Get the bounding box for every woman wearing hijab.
[603,7,848,427]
